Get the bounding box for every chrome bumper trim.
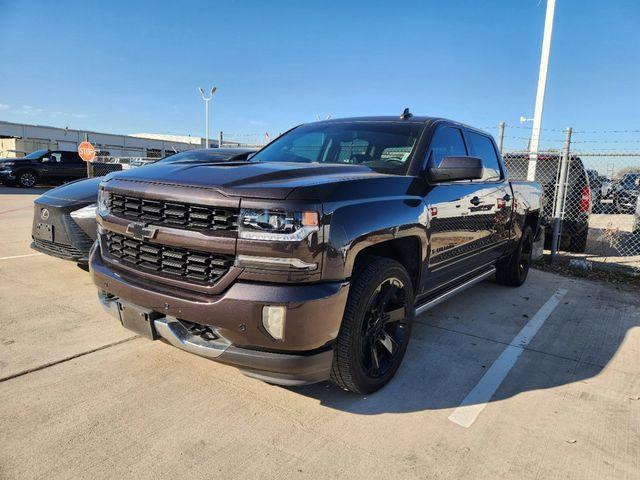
[98,291,229,359]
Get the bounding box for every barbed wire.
[496,123,640,134]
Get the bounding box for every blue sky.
[0,0,638,149]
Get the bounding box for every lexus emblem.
[126,222,158,241]
[40,208,50,220]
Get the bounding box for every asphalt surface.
[0,186,638,480]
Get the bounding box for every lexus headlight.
[70,203,97,220]
[97,188,110,215]
[1,161,15,168]
[238,209,319,241]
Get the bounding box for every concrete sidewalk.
[1,188,638,480]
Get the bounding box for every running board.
[414,267,496,316]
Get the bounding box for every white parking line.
[448,288,568,428]
[0,253,43,261]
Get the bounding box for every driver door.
[420,125,498,293]
[39,152,64,181]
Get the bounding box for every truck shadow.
[289,271,639,415]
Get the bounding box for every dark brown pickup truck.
[91,114,542,393]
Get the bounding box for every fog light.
[262,305,286,341]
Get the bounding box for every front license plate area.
[117,302,160,340]
[35,222,53,241]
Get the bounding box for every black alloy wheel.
[361,277,409,378]
[18,171,37,188]
[496,225,534,287]
[330,256,415,394]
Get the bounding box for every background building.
[0,120,214,159]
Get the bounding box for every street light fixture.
[198,86,217,148]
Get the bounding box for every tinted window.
[621,174,640,187]
[251,122,422,175]
[466,131,501,181]
[290,132,325,161]
[427,126,467,168]
[48,152,63,163]
[62,152,82,163]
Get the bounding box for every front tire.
[496,225,533,287]
[17,170,38,188]
[330,257,414,394]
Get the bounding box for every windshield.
[24,149,49,159]
[250,122,423,175]
[621,174,640,187]
[157,150,249,164]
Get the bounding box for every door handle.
[470,196,482,206]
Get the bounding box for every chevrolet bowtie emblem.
[126,222,158,241]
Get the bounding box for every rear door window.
[62,152,82,163]
[466,131,501,181]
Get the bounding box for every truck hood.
[107,161,393,200]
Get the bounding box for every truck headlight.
[97,188,110,215]
[70,203,97,220]
[238,209,319,241]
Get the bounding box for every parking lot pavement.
[1,189,639,479]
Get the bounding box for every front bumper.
[0,170,16,184]
[30,202,96,264]
[91,246,349,385]
[98,292,334,385]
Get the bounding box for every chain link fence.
[496,124,640,275]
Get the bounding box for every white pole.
[527,0,556,181]
[199,86,217,149]
[205,99,209,148]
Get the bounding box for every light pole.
[527,0,556,181]
[198,86,217,148]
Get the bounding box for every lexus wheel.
[330,256,414,394]
[18,171,37,188]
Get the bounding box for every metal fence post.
[218,131,223,148]
[497,121,505,154]
[550,127,572,261]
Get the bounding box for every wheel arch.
[350,236,423,294]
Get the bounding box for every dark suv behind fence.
[613,173,640,214]
[503,153,591,252]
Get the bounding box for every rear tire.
[496,225,533,287]
[568,229,588,253]
[330,256,414,394]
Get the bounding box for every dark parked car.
[91,115,542,393]
[31,148,256,265]
[613,172,640,214]
[503,153,591,252]
[0,149,87,187]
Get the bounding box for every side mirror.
[428,156,483,182]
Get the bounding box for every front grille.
[34,238,85,258]
[109,194,238,232]
[106,232,234,283]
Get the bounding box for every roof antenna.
[400,108,413,120]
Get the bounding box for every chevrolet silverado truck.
[91,114,542,394]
